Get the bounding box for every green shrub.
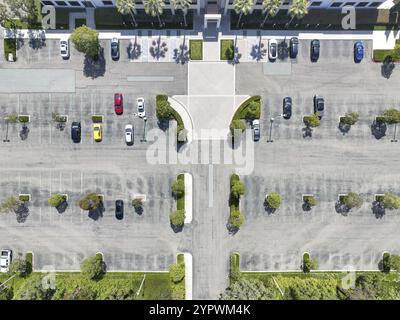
[303,195,317,207]
[383,252,391,273]
[9,258,32,277]
[302,253,318,273]
[189,39,203,60]
[229,208,245,228]
[171,283,185,300]
[4,113,19,123]
[91,115,103,123]
[230,119,246,135]
[231,96,261,122]
[382,192,400,210]
[48,194,67,207]
[340,112,359,126]
[19,195,30,202]
[170,209,185,227]
[132,198,143,209]
[303,114,321,127]
[78,193,102,210]
[18,115,30,123]
[169,262,185,283]
[266,193,281,210]
[230,253,241,283]
[4,38,16,61]
[80,254,105,281]
[390,254,400,272]
[0,196,21,213]
[52,113,67,122]
[156,95,185,137]
[172,176,185,198]
[341,192,363,209]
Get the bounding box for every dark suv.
[283,97,292,119]
[289,37,298,59]
[115,200,124,220]
[310,39,320,62]
[71,122,81,143]
[313,95,325,118]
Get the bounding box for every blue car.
[354,41,364,62]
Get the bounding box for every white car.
[60,40,69,59]
[125,124,133,145]
[0,249,12,273]
[137,98,146,118]
[269,39,278,61]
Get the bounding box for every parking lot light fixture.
[391,123,398,142]
[3,117,10,143]
[267,114,283,143]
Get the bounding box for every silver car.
[252,119,260,141]
[137,97,146,118]
[125,124,133,145]
[60,40,69,59]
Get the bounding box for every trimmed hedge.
[220,39,234,60]
[92,115,103,123]
[176,174,185,211]
[19,195,30,202]
[18,115,30,123]
[230,253,241,283]
[156,95,185,135]
[232,96,261,121]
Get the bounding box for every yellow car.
[93,124,102,142]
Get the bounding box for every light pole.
[267,114,283,143]
[3,117,10,143]
[141,116,147,142]
[391,123,398,142]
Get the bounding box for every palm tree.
[172,0,192,27]
[234,0,253,29]
[260,0,281,28]
[144,0,165,28]
[288,0,309,27]
[116,0,138,27]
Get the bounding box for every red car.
[114,93,123,115]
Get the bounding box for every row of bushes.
[169,254,185,300]
[228,174,245,231]
[230,96,261,135]
[170,174,185,228]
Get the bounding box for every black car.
[310,39,320,62]
[313,95,325,118]
[71,122,81,143]
[111,38,119,61]
[289,37,298,59]
[283,97,292,119]
[115,200,124,220]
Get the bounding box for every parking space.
[0,168,183,270]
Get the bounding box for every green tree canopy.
[156,98,172,119]
[229,208,245,228]
[303,195,317,207]
[231,180,245,199]
[172,178,185,198]
[380,108,400,125]
[233,0,253,28]
[14,275,54,300]
[220,278,276,300]
[78,193,102,211]
[169,262,185,283]
[390,254,400,272]
[289,0,309,22]
[266,192,281,209]
[80,254,105,281]
[9,258,32,277]
[303,113,320,128]
[382,192,400,209]
[48,194,67,208]
[170,209,185,227]
[341,192,363,209]
[230,119,246,135]
[341,112,359,126]
[0,196,21,213]
[245,101,260,119]
[285,278,338,300]
[302,253,318,273]
[70,25,100,59]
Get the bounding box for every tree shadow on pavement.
[371,201,385,219]
[19,125,29,140]
[278,41,289,61]
[56,201,68,214]
[338,122,351,135]
[88,203,105,221]
[335,201,350,216]
[170,223,184,233]
[127,38,142,60]
[370,121,387,139]
[302,202,312,212]
[227,223,239,235]
[14,203,30,223]
[302,126,313,138]
[83,48,106,79]
[263,202,276,215]
[381,57,395,79]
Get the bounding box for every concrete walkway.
[169,96,194,143]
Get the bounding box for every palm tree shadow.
[14,203,30,223]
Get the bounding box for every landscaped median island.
[373,40,400,62]
[189,39,203,61]
[156,95,187,142]
[221,253,400,300]
[228,174,245,234]
[170,174,185,231]
[0,253,185,300]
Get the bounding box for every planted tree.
[144,0,165,28]
[116,0,138,27]
[245,101,260,120]
[340,112,359,126]
[172,178,185,198]
[233,0,253,29]
[47,194,67,208]
[231,179,245,200]
[78,193,102,211]
[3,0,39,27]
[70,26,100,59]
[132,198,143,210]
[382,252,391,273]
[265,192,281,210]
[156,97,172,119]
[288,0,309,26]
[303,195,317,207]
[261,0,281,28]
[341,192,363,210]
[169,262,185,283]
[303,113,320,128]
[229,208,245,229]
[230,119,246,136]
[80,254,105,281]
[9,258,32,277]
[381,192,400,210]
[302,252,318,273]
[380,108,400,141]
[172,0,192,27]
[170,209,185,227]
